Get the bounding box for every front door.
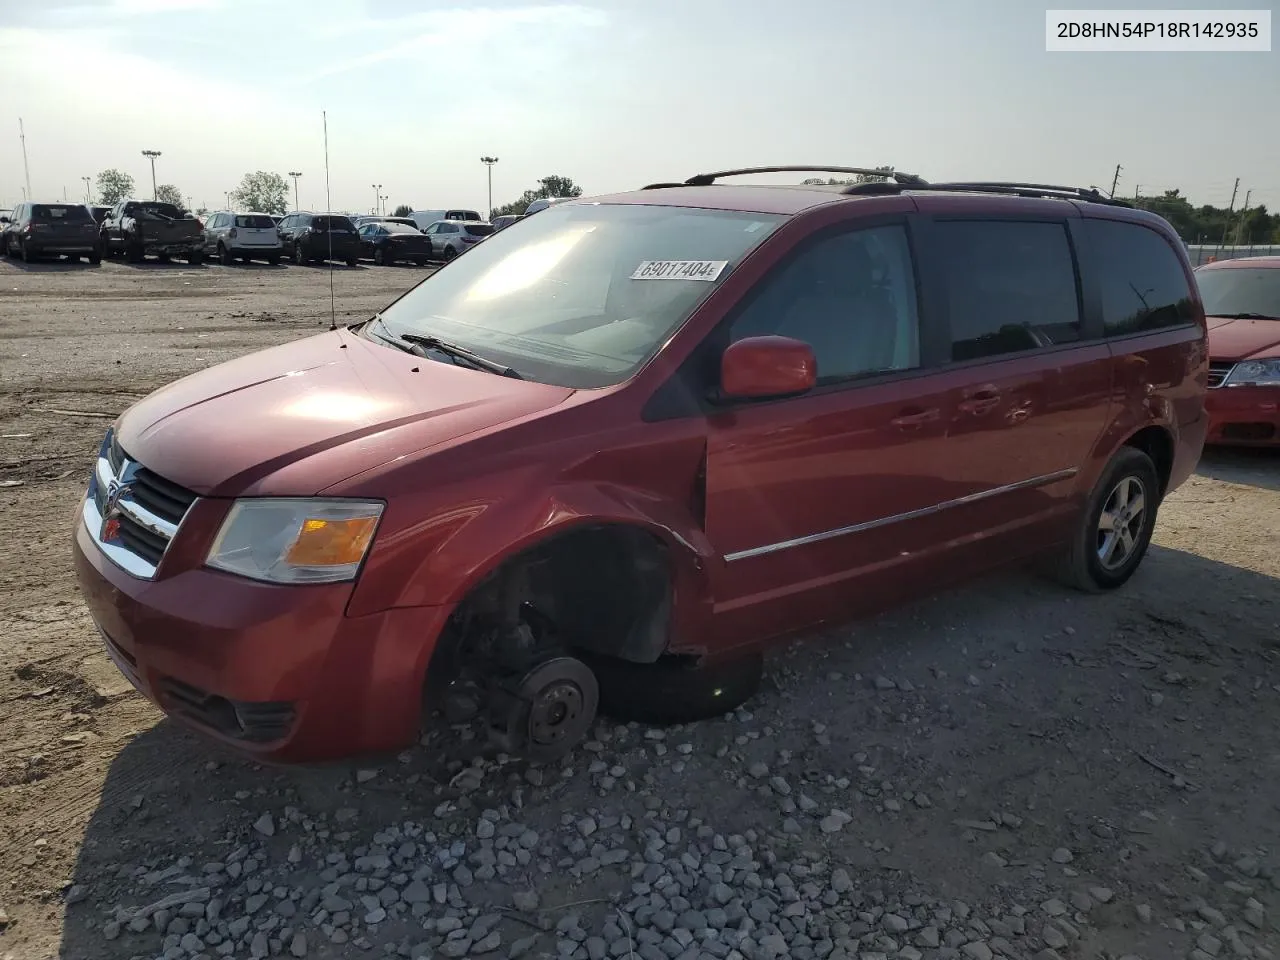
[703,220,958,648]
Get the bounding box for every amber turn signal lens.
[284,515,379,567]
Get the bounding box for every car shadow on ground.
[110,260,209,271]
[0,257,101,272]
[47,543,1280,959]
[1195,447,1280,491]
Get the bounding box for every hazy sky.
[1,0,1276,214]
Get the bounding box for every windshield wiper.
[400,334,523,379]
[361,314,522,378]
[1212,312,1280,321]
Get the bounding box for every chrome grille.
[83,430,198,579]
[1207,362,1235,389]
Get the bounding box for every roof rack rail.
[843,179,1132,208]
[641,166,925,189]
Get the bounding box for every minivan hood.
[1207,316,1280,361]
[117,328,574,496]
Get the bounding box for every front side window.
[1083,219,1195,335]
[1195,266,1280,320]
[374,203,786,388]
[728,224,921,381]
[935,220,1081,361]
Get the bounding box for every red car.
[1196,256,1280,446]
[72,167,1208,764]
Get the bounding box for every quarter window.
[1081,219,1195,335]
[728,225,921,381]
[934,221,1081,362]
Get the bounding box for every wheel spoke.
[1118,527,1136,558]
[1128,490,1146,519]
[1098,510,1118,532]
[1099,531,1120,563]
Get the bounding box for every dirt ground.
[0,258,1276,960]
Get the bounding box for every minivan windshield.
[1197,266,1280,321]
[372,203,785,388]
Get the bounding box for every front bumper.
[72,514,451,762]
[1205,384,1280,446]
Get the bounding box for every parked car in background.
[1196,256,1280,446]
[491,214,521,232]
[101,200,204,264]
[2,202,102,263]
[69,168,1207,765]
[409,208,483,232]
[276,212,360,266]
[357,220,433,266]
[423,219,494,260]
[522,197,570,216]
[201,212,282,265]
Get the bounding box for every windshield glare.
[1197,267,1280,319]
[375,203,785,388]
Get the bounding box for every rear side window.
[1083,219,1195,335]
[32,204,92,221]
[235,215,275,228]
[464,224,494,237]
[935,221,1081,361]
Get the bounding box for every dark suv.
[72,166,1207,764]
[276,212,360,266]
[2,202,102,263]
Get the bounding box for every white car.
[202,212,282,265]
[409,208,483,233]
[422,219,495,260]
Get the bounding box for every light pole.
[379,193,389,216]
[82,176,92,203]
[480,156,498,218]
[371,184,382,216]
[224,191,232,210]
[288,171,302,211]
[141,149,162,200]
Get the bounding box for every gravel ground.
[0,258,1277,960]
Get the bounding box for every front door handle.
[890,407,940,429]
[958,388,1001,415]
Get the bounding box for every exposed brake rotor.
[488,657,599,762]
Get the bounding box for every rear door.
[911,208,1112,565]
[235,214,277,249]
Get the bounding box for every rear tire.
[21,240,35,263]
[156,253,171,264]
[293,245,307,266]
[187,251,204,265]
[442,245,457,261]
[374,248,387,266]
[581,651,764,726]
[1051,446,1160,593]
[413,257,427,267]
[346,257,358,267]
[267,255,280,266]
[218,243,232,266]
[89,248,102,265]
[126,240,144,263]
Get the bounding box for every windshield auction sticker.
[631,260,728,281]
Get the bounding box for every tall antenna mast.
[19,118,32,200]
[323,111,336,332]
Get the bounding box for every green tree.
[230,171,289,215]
[155,184,184,207]
[393,204,413,218]
[96,168,135,205]
[491,174,585,218]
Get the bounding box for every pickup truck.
[101,200,205,264]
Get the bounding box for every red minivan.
[72,168,1208,763]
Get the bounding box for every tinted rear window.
[934,220,1082,360]
[136,202,184,219]
[32,204,92,221]
[313,216,355,231]
[385,223,421,234]
[464,224,495,237]
[1082,219,1195,335]
[235,215,276,229]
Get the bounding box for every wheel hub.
[488,657,598,762]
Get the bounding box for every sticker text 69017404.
[630,260,729,282]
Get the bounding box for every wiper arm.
[399,334,523,379]
[1213,312,1280,321]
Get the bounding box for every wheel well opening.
[432,524,674,688]
[1123,426,1174,496]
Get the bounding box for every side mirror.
[720,336,817,400]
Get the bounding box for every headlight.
[207,498,384,584]
[1223,358,1280,387]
